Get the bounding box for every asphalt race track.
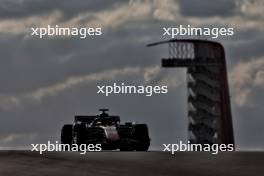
[0,151,263,176]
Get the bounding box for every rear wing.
[75,115,121,123]
[104,116,120,123]
[75,116,97,123]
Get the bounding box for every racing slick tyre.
[61,124,73,145]
[74,124,86,145]
[133,124,150,151]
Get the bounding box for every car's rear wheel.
[74,124,86,145]
[61,124,73,145]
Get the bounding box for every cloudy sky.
[0,0,263,150]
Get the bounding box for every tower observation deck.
[148,39,234,145]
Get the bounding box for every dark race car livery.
[61,109,150,151]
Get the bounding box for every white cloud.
[0,0,180,36]
[0,0,263,38]
[230,57,264,106]
[62,0,180,28]
[239,0,264,18]
[0,10,63,35]
[0,133,37,145]
[152,0,179,21]
[0,65,183,110]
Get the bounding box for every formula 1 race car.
[61,109,150,151]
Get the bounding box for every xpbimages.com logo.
[31,141,102,154]
[97,83,168,96]
[162,25,234,39]
[31,25,102,39]
[163,141,234,155]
